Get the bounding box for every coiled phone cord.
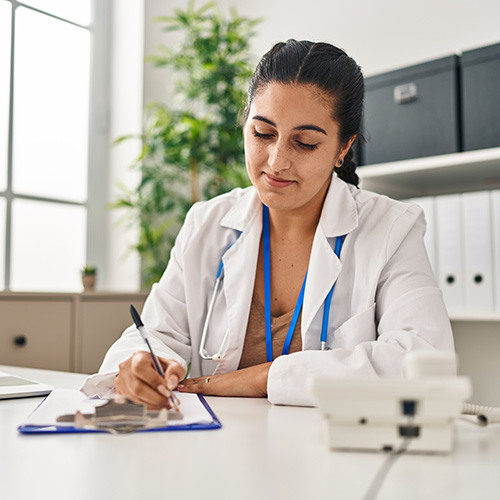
[462,403,500,426]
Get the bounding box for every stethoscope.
[199,205,345,362]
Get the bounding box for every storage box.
[362,56,460,165]
[461,42,500,151]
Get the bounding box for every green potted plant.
[81,266,97,292]
[113,1,261,289]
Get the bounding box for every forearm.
[178,362,272,398]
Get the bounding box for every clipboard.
[17,388,221,434]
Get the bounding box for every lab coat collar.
[220,173,358,236]
[220,187,261,233]
[319,173,359,237]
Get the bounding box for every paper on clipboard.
[18,388,220,433]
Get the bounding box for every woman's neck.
[266,174,332,242]
[267,195,325,243]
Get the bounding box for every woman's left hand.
[177,362,272,398]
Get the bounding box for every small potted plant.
[81,266,97,292]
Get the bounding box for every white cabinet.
[75,293,148,374]
[0,292,148,374]
[0,295,73,371]
[359,147,500,405]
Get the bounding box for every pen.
[129,304,180,413]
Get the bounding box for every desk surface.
[1,365,500,500]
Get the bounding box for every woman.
[82,40,453,407]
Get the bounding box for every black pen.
[129,304,180,412]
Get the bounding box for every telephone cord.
[462,402,500,426]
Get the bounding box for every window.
[1,0,109,292]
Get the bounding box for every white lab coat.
[82,173,454,406]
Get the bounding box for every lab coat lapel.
[213,189,262,374]
[302,175,359,342]
[302,226,341,341]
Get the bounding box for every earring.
[338,158,344,167]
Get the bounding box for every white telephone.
[309,351,479,454]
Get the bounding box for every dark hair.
[244,40,364,187]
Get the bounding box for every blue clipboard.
[18,394,221,434]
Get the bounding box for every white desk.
[1,365,500,500]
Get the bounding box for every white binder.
[435,195,464,315]
[461,191,494,314]
[408,197,437,277]
[492,190,500,313]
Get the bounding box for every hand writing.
[115,351,185,409]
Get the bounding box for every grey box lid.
[365,55,459,90]
[462,42,500,66]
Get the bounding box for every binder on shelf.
[492,190,500,313]
[435,195,464,314]
[461,192,495,314]
[408,196,437,277]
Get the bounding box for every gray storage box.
[362,56,460,165]
[461,42,500,151]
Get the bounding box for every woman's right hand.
[114,351,185,409]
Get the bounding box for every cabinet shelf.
[450,314,500,322]
[358,147,500,199]
[358,148,500,323]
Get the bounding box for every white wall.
[452,321,500,406]
[105,0,144,291]
[143,0,500,105]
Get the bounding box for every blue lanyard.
[263,205,344,361]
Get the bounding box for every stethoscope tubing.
[199,271,224,360]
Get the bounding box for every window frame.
[1,0,110,292]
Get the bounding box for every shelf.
[358,147,500,199]
[450,314,500,322]
[358,149,500,325]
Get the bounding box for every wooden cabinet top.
[0,291,150,301]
